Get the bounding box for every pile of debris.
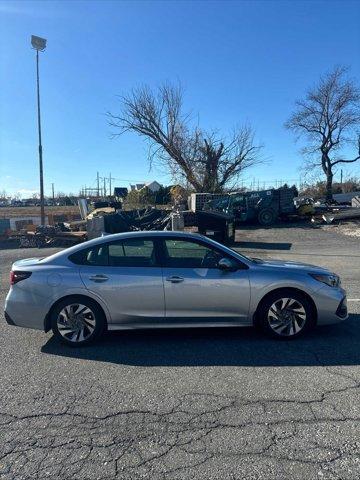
[321,207,360,225]
[86,207,173,239]
[10,206,176,248]
[293,195,360,225]
[17,224,87,248]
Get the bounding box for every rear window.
[68,244,108,266]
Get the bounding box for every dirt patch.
[322,221,360,238]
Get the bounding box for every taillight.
[10,271,32,285]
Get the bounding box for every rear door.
[76,237,165,324]
[160,238,250,324]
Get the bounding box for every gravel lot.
[0,224,359,479]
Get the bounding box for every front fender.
[248,272,319,315]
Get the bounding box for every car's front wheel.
[51,296,105,346]
[257,290,315,339]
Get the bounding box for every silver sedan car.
[5,231,347,346]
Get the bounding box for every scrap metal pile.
[112,208,172,231]
[9,191,359,249]
[89,207,173,237]
[14,207,174,248]
[18,224,87,248]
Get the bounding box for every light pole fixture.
[31,35,47,225]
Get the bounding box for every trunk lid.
[12,258,45,269]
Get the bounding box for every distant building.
[113,187,128,198]
[130,183,145,191]
[129,181,162,193]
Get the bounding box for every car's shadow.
[233,241,292,251]
[41,313,360,367]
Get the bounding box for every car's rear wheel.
[257,290,315,339]
[51,296,105,346]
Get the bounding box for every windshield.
[200,235,254,264]
[223,245,255,264]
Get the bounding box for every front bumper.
[335,296,348,319]
[314,285,348,325]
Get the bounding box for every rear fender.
[44,288,112,332]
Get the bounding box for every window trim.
[158,237,248,270]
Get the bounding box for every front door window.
[163,239,223,268]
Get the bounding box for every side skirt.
[108,321,251,331]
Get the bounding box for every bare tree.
[0,189,8,201]
[286,66,360,201]
[108,84,262,192]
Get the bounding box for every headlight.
[310,273,340,287]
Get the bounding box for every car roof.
[88,230,204,243]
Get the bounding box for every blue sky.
[0,0,359,197]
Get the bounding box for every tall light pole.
[31,35,47,226]
[109,173,115,197]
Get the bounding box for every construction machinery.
[204,186,298,226]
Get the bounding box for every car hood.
[253,258,331,274]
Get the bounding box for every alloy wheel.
[267,297,307,336]
[57,303,96,343]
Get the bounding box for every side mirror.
[218,257,237,272]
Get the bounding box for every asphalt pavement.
[0,224,359,479]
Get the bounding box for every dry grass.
[0,206,80,218]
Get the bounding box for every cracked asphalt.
[0,224,359,479]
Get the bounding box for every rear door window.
[108,238,157,267]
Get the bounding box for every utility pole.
[103,177,106,197]
[31,35,47,226]
[97,172,100,197]
[109,173,115,197]
[51,183,55,204]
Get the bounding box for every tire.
[256,289,315,339]
[51,296,106,346]
[257,208,276,226]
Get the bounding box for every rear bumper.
[4,311,16,326]
[4,288,50,331]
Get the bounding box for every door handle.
[89,274,109,282]
[166,276,184,283]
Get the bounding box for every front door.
[79,237,164,324]
[160,238,250,324]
